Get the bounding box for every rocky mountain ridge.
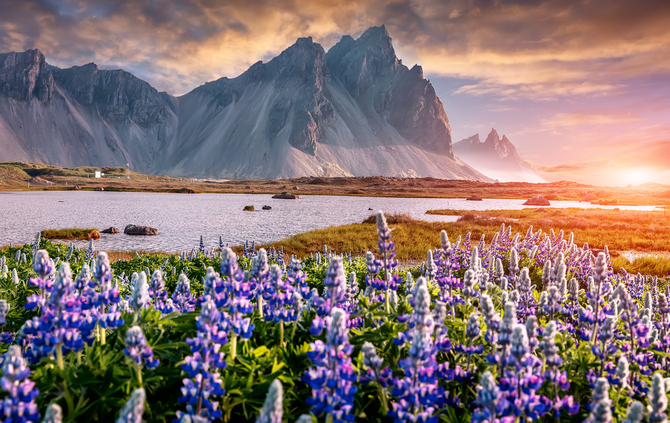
[453,129,542,182]
[0,26,488,180]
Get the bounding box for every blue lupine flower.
[390,278,442,423]
[302,307,357,423]
[263,264,296,323]
[256,379,283,423]
[0,346,40,422]
[148,269,172,314]
[172,273,196,313]
[471,371,507,423]
[176,298,226,423]
[116,388,145,423]
[124,326,159,369]
[585,378,612,423]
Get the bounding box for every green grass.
[0,164,31,180]
[41,228,99,240]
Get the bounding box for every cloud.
[1,0,669,97]
[541,111,643,127]
[536,162,598,173]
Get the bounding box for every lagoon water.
[0,191,657,252]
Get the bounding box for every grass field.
[40,228,99,240]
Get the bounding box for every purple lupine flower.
[26,250,55,311]
[175,299,226,423]
[116,388,145,423]
[286,258,310,298]
[471,371,508,423]
[302,307,357,423]
[172,273,196,313]
[375,211,400,312]
[124,326,159,369]
[263,264,296,323]
[0,300,12,344]
[0,346,40,422]
[148,269,171,313]
[480,294,500,344]
[390,278,442,423]
[219,249,255,342]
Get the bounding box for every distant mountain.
[0,26,490,181]
[453,129,543,182]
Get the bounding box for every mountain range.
[453,129,542,183]
[0,26,498,181]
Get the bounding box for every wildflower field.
[0,211,669,423]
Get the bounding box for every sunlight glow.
[625,168,652,186]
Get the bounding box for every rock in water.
[272,194,299,199]
[101,227,120,234]
[124,225,159,236]
[581,193,598,201]
[466,195,483,201]
[523,195,551,206]
[0,27,490,181]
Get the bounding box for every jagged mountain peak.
[0,26,490,181]
[0,48,54,102]
[454,129,541,182]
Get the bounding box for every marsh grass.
[427,208,670,252]
[41,228,99,240]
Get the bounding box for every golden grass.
[256,210,670,276]
[427,208,670,252]
[41,228,99,240]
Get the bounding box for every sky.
[1,0,669,186]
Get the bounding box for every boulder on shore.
[581,193,598,202]
[124,225,159,236]
[87,230,101,240]
[523,195,551,206]
[466,195,483,201]
[101,227,120,234]
[272,194,299,199]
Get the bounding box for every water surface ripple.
[0,191,656,252]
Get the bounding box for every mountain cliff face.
[0,26,488,181]
[453,129,542,182]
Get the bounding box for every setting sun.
[625,168,652,186]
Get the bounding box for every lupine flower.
[123,326,159,369]
[263,264,296,323]
[129,272,150,314]
[42,403,63,423]
[622,401,644,423]
[0,346,40,422]
[585,378,612,423]
[471,371,505,423]
[172,273,196,313]
[390,278,442,423]
[116,388,146,423]
[303,307,357,423]
[256,380,283,423]
[649,373,668,423]
[148,269,172,314]
[176,299,226,423]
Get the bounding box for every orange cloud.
[1,0,669,96]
